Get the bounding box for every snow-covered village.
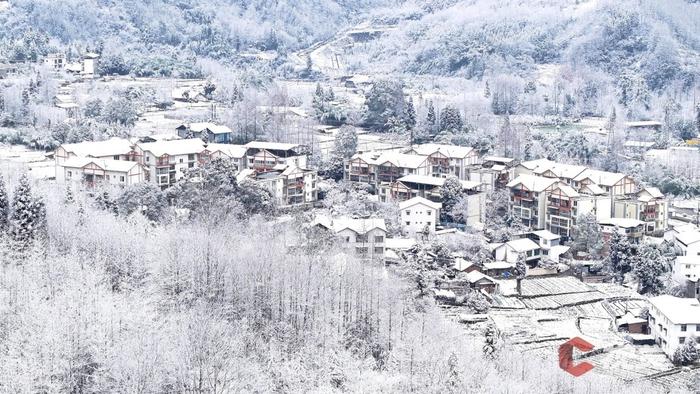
[0,0,699,392]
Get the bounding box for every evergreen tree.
[426,100,436,127]
[483,81,491,98]
[0,174,8,233]
[604,231,634,283]
[333,125,358,159]
[9,174,46,248]
[439,176,462,220]
[672,339,699,366]
[570,213,604,257]
[632,244,669,295]
[439,105,463,133]
[325,87,335,102]
[405,97,416,131]
[64,183,74,205]
[200,128,210,143]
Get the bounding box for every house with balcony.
[399,196,442,235]
[313,216,387,260]
[506,175,558,229]
[406,144,479,180]
[648,295,700,359]
[245,141,309,172]
[613,187,668,235]
[240,164,318,208]
[54,138,135,166]
[545,183,612,240]
[207,143,247,170]
[516,159,587,186]
[176,122,234,143]
[469,156,517,191]
[388,174,483,203]
[599,218,645,244]
[134,139,208,189]
[345,151,431,197]
[520,230,570,264]
[59,158,146,187]
[572,169,636,199]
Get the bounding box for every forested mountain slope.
[352,0,700,92]
[0,0,393,76]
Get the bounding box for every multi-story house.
[58,158,146,187]
[54,138,135,166]
[43,53,65,71]
[469,156,517,190]
[507,175,558,229]
[613,187,668,234]
[313,216,387,260]
[345,151,430,190]
[545,182,611,240]
[176,122,234,144]
[389,174,483,203]
[517,159,587,186]
[241,164,318,207]
[675,230,700,256]
[134,139,208,188]
[598,218,645,244]
[207,143,248,170]
[572,169,637,198]
[245,142,309,172]
[399,196,442,235]
[648,295,700,359]
[673,256,700,300]
[406,144,479,180]
[493,238,542,266]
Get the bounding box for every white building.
[599,218,645,244]
[313,216,387,260]
[242,164,318,207]
[613,187,669,234]
[507,175,558,229]
[674,255,700,282]
[134,139,207,188]
[245,141,309,171]
[493,238,542,265]
[648,295,700,358]
[399,196,441,235]
[407,143,480,180]
[55,138,134,166]
[59,158,146,187]
[207,143,248,170]
[675,230,700,256]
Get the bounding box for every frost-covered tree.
[672,339,699,366]
[570,213,604,257]
[363,79,405,131]
[333,125,358,159]
[604,231,635,283]
[9,174,46,248]
[405,97,417,131]
[426,100,436,130]
[117,183,168,222]
[632,244,669,295]
[439,176,462,219]
[0,174,8,233]
[439,105,463,133]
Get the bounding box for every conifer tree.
[0,174,8,233]
[405,97,416,130]
[9,174,46,248]
[426,100,436,127]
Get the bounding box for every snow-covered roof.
[506,174,558,192]
[574,169,627,187]
[598,218,644,229]
[482,155,515,164]
[60,157,139,172]
[638,187,664,199]
[483,261,515,270]
[207,143,247,158]
[453,258,475,272]
[625,120,662,128]
[505,238,540,253]
[617,312,647,326]
[374,151,427,169]
[333,217,387,235]
[399,196,442,210]
[411,143,474,159]
[137,138,206,157]
[673,223,699,234]
[385,237,416,250]
[245,141,301,152]
[466,271,496,284]
[623,141,655,148]
[59,138,133,158]
[649,295,700,324]
[179,122,233,135]
[551,183,580,198]
[579,183,606,195]
[531,230,560,241]
[520,158,589,179]
[397,175,482,189]
[676,231,700,246]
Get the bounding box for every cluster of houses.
[43,52,99,78]
[53,125,318,208]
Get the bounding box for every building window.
[67,171,72,178]
[427,211,432,216]
[188,154,195,161]
[113,155,120,160]
[696,325,700,331]
[681,325,687,332]
[356,247,368,255]
[680,337,686,344]
[374,236,384,243]
[188,163,194,168]
[146,157,150,162]
[405,210,410,215]
[374,247,383,254]
[120,176,125,182]
[405,221,410,226]
[180,158,184,163]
